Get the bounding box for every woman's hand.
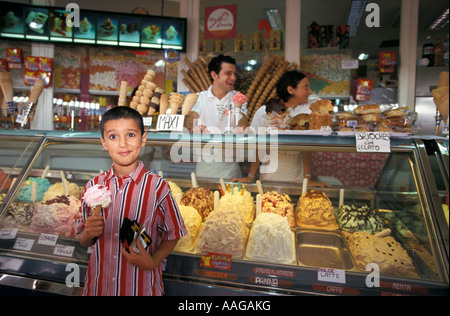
[307,180,330,188]
[230,176,254,183]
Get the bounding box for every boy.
[77,106,186,296]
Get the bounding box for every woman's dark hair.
[265,97,286,114]
[100,106,145,138]
[208,54,236,80]
[276,70,307,102]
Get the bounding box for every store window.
[198,0,286,94]
[300,0,402,112]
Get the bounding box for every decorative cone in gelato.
[296,190,339,230]
[219,186,254,224]
[245,213,295,264]
[83,184,111,215]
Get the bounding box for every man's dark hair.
[100,106,145,138]
[276,70,307,102]
[208,54,236,80]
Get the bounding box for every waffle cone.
[93,205,102,216]
[0,72,14,102]
[159,94,169,114]
[181,93,199,115]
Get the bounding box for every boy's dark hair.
[208,54,236,81]
[276,70,307,102]
[100,106,145,138]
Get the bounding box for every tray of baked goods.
[170,177,440,281]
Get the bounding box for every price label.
[356,132,391,153]
[156,114,185,132]
[342,59,359,69]
[318,268,346,284]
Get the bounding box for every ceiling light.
[429,8,449,30]
[358,53,369,60]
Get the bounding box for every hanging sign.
[204,5,237,39]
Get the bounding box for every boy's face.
[100,118,147,177]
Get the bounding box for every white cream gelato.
[245,213,295,264]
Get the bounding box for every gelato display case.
[0,130,448,296]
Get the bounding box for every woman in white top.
[232,70,328,188]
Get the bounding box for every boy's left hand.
[122,239,156,271]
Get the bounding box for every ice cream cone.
[181,93,199,115]
[159,94,169,114]
[0,72,14,123]
[118,81,128,106]
[143,89,153,99]
[93,205,102,216]
[22,79,45,126]
[169,93,183,115]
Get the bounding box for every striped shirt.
[76,161,186,296]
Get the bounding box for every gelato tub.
[296,230,354,270]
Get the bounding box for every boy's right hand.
[84,215,104,240]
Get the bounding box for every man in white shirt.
[186,55,249,180]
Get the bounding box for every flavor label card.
[13,238,34,251]
[200,252,232,270]
[38,233,58,246]
[53,244,75,257]
[317,268,346,284]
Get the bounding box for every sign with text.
[356,132,390,153]
[204,5,237,39]
[156,114,184,132]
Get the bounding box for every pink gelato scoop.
[83,184,111,208]
[233,92,247,107]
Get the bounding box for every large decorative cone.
[118,81,128,106]
[181,93,199,115]
[22,79,45,126]
[0,72,14,123]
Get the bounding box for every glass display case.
[0,130,448,296]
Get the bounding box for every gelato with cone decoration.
[83,184,111,215]
[296,190,339,230]
[219,185,254,224]
[181,93,199,115]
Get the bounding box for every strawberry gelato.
[83,184,111,215]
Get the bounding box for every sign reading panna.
[204,5,237,39]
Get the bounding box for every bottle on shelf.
[434,35,444,66]
[422,36,434,67]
